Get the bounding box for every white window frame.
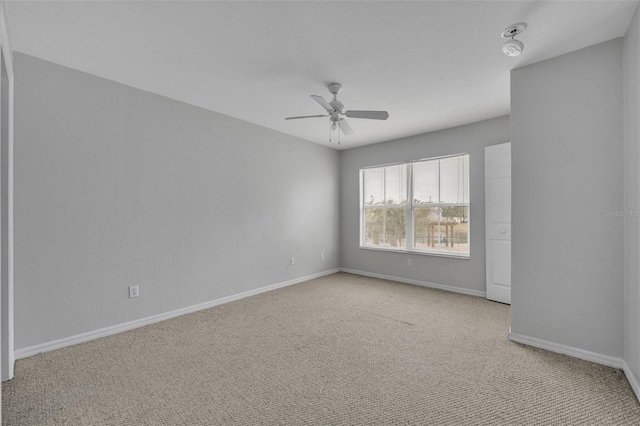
[359,153,470,259]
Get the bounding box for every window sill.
[359,245,470,259]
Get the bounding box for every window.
[360,154,469,257]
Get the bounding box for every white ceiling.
[6,1,638,149]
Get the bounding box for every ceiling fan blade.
[284,114,327,120]
[338,118,354,136]
[311,95,333,113]
[345,110,389,120]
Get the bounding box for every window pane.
[440,155,469,204]
[414,206,469,255]
[413,207,440,250]
[384,165,407,206]
[363,168,384,206]
[364,208,385,246]
[384,208,406,247]
[413,161,438,204]
[363,207,406,248]
[440,206,469,255]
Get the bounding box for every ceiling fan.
[285,83,389,137]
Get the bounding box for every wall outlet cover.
[129,285,139,298]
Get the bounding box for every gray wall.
[340,116,510,294]
[511,39,624,358]
[13,53,340,350]
[624,6,640,382]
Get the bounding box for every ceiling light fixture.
[501,22,527,57]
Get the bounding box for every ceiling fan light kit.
[501,22,527,57]
[285,83,389,143]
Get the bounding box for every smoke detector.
[502,39,524,57]
[501,23,527,57]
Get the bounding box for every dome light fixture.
[501,22,527,57]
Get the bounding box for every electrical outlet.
[129,285,139,298]
[290,257,295,266]
[407,259,412,267]
[320,252,325,260]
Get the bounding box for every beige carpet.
[3,272,640,425]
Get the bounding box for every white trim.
[359,245,470,259]
[405,164,414,250]
[0,0,13,387]
[15,269,340,360]
[0,3,13,80]
[508,331,623,368]
[622,360,640,402]
[340,268,485,297]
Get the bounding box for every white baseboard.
[508,331,623,368]
[508,330,640,403]
[622,360,640,402]
[339,268,486,298]
[15,268,340,360]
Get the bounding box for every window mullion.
[360,170,364,246]
[406,163,414,250]
[437,160,441,253]
[382,168,386,245]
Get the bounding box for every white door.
[485,143,511,304]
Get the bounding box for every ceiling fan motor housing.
[330,100,344,112]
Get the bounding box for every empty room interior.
[1,0,640,424]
